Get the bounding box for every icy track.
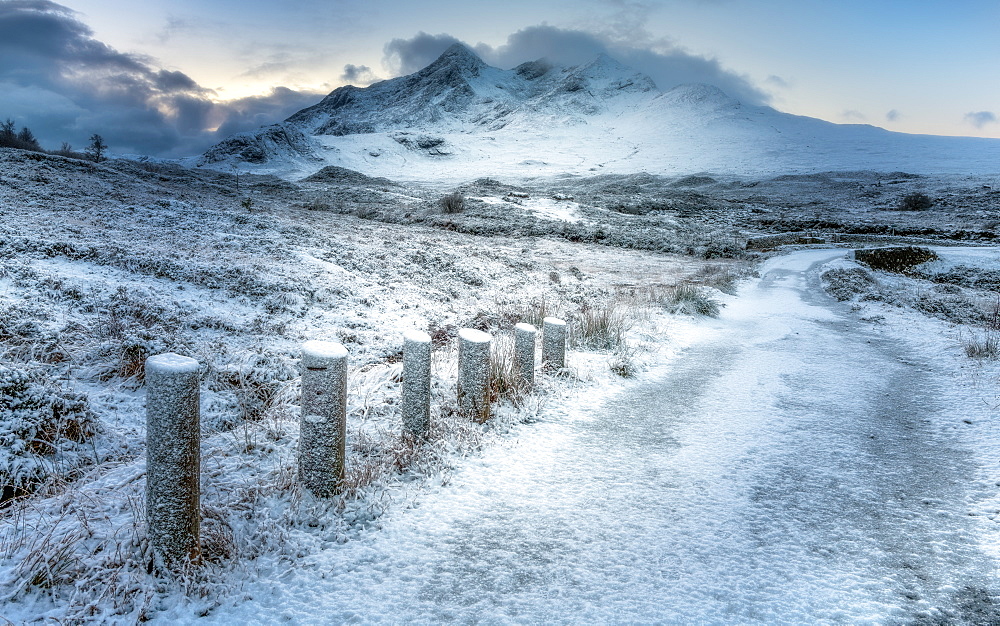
[195,249,999,624]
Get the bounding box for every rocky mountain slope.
[197,44,1000,182]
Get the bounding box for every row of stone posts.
[143,317,567,567]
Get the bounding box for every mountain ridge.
[197,44,1000,181]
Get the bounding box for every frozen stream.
[202,249,999,623]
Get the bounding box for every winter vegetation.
[2,43,1000,624]
[0,118,105,162]
[0,145,748,621]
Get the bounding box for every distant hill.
[197,44,1000,181]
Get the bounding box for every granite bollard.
[402,330,432,437]
[542,317,567,371]
[457,328,492,422]
[298,340,348,497]
[145,353,201,567]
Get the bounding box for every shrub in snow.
[608,344,639,378]
[821,267,878,302]
[263,291,307,316]
[207,349,298,429]
[569,305,630,351]
[660,284,721,317]
[487,332,530,408]
[0,365,95,499]
[899,192,933,211]
[439,192,465,214]
[911,291,986,326]
[964,332,999,359]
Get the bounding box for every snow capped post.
[457,328,492,422]
[542,317,567,371]
[401,330,432,437]
[298,340,348,497]
[145,353,201,568]
[514,323,537,389]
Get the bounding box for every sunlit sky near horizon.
[2,0,998,157]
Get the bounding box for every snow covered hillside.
[2,139,999,621]
[197,44,1000,182]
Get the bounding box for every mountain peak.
[562,53,658,94]
[662,83,740,108]
[578,53,630,74]
[424,43,487,74]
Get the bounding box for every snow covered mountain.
[198,43,1000,181]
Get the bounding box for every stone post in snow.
[542,317,567,371]
[401,330,432,437]
[457,328,492,422]
[145,353,201,567]
[514,323,537,389]
[298,340,348,497]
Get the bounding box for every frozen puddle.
[191,249,999,624]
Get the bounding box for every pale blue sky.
[2,0,998,155]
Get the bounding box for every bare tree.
[86,134,107,162]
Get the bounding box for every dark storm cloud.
[383,31,462,75]
[384,26,769,106]
[0,1,325,156]
[490,25,769,105]
[3,3,773,157]
[340,63,379,85]
[964,111,997,129]
[0,0,210,154]
[212,87,327,138]
[886,109,901,122]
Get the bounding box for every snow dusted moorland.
[2,44,1000,623]
[0,147,746,622]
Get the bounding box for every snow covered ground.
[135,248,999,623]
[1,146,999,623]
[0,147,737,622]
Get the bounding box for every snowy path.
[201,250,998,624]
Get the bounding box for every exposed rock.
[854,246,938,272]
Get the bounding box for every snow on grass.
[0,148,739,622]
[816,247,1000,570]
[473,195,586,223]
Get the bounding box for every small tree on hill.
[16,127,40,150]
[0,119,42,152]
[0,119,15,143]
[86,134,107,162]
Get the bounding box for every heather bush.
[0,365,95,500]
[899,192,933,211]
[439,192,465,214]
[821,267,878,301]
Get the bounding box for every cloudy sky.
[2,0,998,157]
